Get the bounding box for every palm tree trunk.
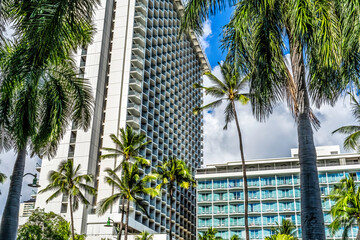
[69,195,76,240]
[118,198,125,240]
[0,147,27,240]
[288,31,325,240]
[231,102,249,240]
[124,199,130,240]
[169,187,174,240]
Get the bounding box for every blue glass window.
[279,202,295,211]
[213,192,228,201]
[262,189,277,199]
[229,179,243,188]
[277,176,293,185]
[230,204,244,213]
[328,173,344,183]
[198,180,212,190]
[198,193,212,202]
[262,202,278,212]
[249,203,261,213]
[198,205,212,214]
[248,178,260,187]
[229,191,243,200]
[230,217,245,226]
[278,188,294,198]
[248,190,260,199]
[261,177,276,186]
[319,174,327,183]
[213,179,228,189]
[249,230,262,239]
[214,217,228,227]
[213,205,228,214]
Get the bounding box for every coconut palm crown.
[39,159,96,240]
[333,93,360,151]
[328,176,360,239]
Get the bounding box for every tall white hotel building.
[35,0,209,239]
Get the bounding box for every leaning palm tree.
[153,158,195,240]
[97,161,158,240]
[328,176,360,239]
[0,0,97,238]
[181,0,360,239]
[39,159,96,240]
[101,126,151,168]
[193,63,250,238]
[198,227,222,240]
[333,93,360,151]
[135,231,154,240]
[230,235,240,240]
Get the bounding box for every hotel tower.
[35,0,209,239]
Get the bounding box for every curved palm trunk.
[124,199,131,240]
[69,195,76,240]
[288,33,325,240]
[0,147,27,240]
[118,198,125,240]
[231,102,249,240]
[169,187,174,240]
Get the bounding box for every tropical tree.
[17,208,71,240]
[153,157,195,240]
[333,93,360,151]
[0,160,6,184]
[328,176,360,239]
[271,219,297,237]
[101,126,151,169]
[180,0,360,239]
[135,231,154,240]
[192,63,250,237]
[0,0,97,238]
[97,161,158,240]
[39,159,97,240]
[265,234,296,240]
[230,235,240,240]
[198,227,222,240]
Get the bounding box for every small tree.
[17,208,71,240]
[39,159,96,240]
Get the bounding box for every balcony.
[135,1,146,13]
[131,54,144,68]
[130,66,143,80]
[127,102,141,117]
[127,115,140,129]
[129,78,142,92]
[134,22,146,35]
[128,90,141,104]
[132,43,144,57]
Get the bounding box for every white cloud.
[203,64,355,166]
[199,20,212,50]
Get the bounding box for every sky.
[0,5,357,217]
[198,8,356,165]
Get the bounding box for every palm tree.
[39,159,97,240]
[153,157,195,240]
[271,219,297,237]
[97,161,158,240]
[193,63,250,238]
[0,0,97,238]
[101,126,151,168]
[198,227,222,240]
[180,0,360,239]
[265,235,296,240]
[333,93,360,151]
[100,126,150,239]
[230,235,240,240]
[328,176,360,239]
[135,231,154,240]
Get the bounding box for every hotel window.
[249,230,262,239]
[277,176,293,185]
[213,205,228,214]
[229,191,243,200]
[249,203,261,212]
[229,204,244,213]
[248,178,259,187]
[248,190,260,199]
[328,172,344,183]
[213,192,228,201]
[261,177,276,186]
[213,179,227,189]
[262,202,278,212]
[261,189,276,199]
[229,179,243,188]
[214,217,228,227]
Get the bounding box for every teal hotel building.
[195,146,360,239]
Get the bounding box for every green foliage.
[153,157,195,193]
[328,176,360,238]
[271,219,297,236]
[332,93,360,151]
[265,234,296,240]
[101,126,151,169]
[17,208,71,240]
[198,227,222,240]
[135,231,154,240]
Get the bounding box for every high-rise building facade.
[35,0,209,239]
[196,146,360,240]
